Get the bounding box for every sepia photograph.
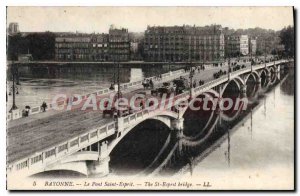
[5,6,295,190]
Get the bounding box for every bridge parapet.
[194,76,227,96]
[7,120,117,176]
[118,60,291,132]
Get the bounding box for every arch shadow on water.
[152,68,291,176]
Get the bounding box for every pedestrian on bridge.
[149,79,154,89]
[41,102,47,112]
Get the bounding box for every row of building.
[55,27,131,62]
[143,25,225,62]
[55,25,259,62]
[8,22,277,62]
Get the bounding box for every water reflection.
[168,68,294,188]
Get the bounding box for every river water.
[174,69,294,190]
[6,64,174,110]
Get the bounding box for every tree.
[279,26,294,57]
[7,33,29,60]
[256,50,263,56]
[7,32,56,61]
[26,32,56,60]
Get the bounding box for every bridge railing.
[121,60,289,127]
[193,75,228,94]
[7,120,118,173]
[8,59,291,173]
[122,90,191,128]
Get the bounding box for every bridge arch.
[180,89,219,117]
[259,69,270,88]
[107,115,175,157]
[182,91,218,138]
[268,66,277,84]
[245,72,259,98]
[108,118,173,175]
[221,76,245,97]
[244,71,260,83]
[221,77,246,120]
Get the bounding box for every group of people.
[213,69,227,79]
[111,97,150,119]
[22,101,47,117]
[142,78,154,89]
[191,79,205,88]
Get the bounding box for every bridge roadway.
[7,65,231,164]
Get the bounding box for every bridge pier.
[256,77,262,95]
[87,156,110,177]
[275,68,280,81]
[171,118,184,156]
[87,141,110,177]
[171,118,184,137]
[240,84,247,97]
[266,72,271,84]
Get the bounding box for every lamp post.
[189,62,194,99]
[113,60,116,84]
[9,62,19,112]
[116,52,122,118]
[228,55,231,81]
[202,42,205,69]
[264,40,267,68]
[250,42,253,72]
[228,42,233,81]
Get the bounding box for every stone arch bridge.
[7,60,292,178]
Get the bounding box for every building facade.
[55,34,91,61]
[225,35,249,57]
[225,34,249,57]
[90,34,109,61]
[8,23,19,35]
[108,27,130,62]
[249,38,257,55]
[55,27,130,62]
[143,25,225,62]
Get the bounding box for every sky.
[7,6,294,33]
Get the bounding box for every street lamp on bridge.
[264,39,267,68]
[250,43,253,72]
[8,62,20,112]
[115,52,122,118]
[227,42,233,81]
